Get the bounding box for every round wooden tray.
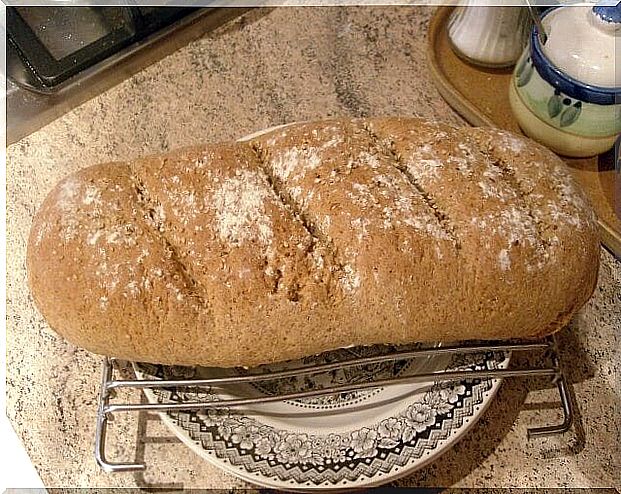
[427,6,621,258]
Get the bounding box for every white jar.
[448,3,531,68]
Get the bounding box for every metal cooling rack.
[95,334,574,473]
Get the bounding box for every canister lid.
[541,4,619,88]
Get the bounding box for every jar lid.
[541,5,619,88]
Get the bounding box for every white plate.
[134,345,509,490]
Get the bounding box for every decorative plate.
[134,344,509,490]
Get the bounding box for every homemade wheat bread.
[27,118,600,367]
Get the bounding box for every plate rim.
[135,350,510,490]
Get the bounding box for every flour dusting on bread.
[212,170,273,247]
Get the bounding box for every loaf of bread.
[27,117,599,367]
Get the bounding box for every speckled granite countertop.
[6,6,621,489]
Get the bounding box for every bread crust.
[27,118,600,367]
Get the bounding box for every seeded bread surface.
[27,118,600,367]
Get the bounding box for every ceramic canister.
[509,5,621,158]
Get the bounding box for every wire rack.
[95,334,574,473]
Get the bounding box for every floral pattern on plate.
[134,346,509,488]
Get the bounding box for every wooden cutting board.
[427,6,621,258]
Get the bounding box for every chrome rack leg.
[527,335,574,437]
[95,357,146,472]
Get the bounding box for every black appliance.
[6,6,244,144]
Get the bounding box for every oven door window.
[7,7,197,91]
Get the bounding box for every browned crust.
[27,118,600,367]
